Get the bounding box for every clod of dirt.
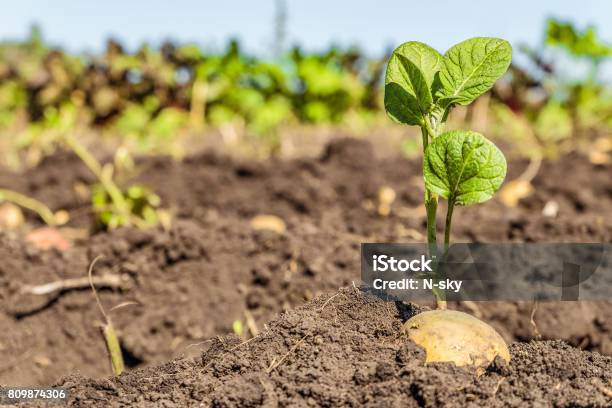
[25,227,71,251]
[402,309,510,367]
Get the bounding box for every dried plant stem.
[244,309,259,337]
[267,335,308,373]
[102,322,124,377]
[519,154,542,183]
[529,301,541,340]
[0,188,57,226]
[88,256,125,376]
[21,274,124,296]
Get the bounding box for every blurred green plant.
[0,21,610,167]
[491,17,611,162]
[546,18,612,62]
[0,29,387,161]
[64,135,165,230]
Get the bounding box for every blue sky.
[1,0,610,58]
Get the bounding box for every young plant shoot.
[63,135,166,230]
[385,37,512,367]
[88,256,125,377]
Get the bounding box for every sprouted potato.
[384,37,512,367]
[402,310,510,367]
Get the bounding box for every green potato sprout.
[384,37,512,368]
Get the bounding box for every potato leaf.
[385,42,442,125]
[384,83,423,125]
[437,38,512,108]
[423,130,506,206]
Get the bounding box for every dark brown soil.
[51,289,612,407]
[1,138,611,390]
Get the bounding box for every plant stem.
[421,119,445,309]
[0,188,57,226]
[190,79,207,129]
[433,288,447,310]
[425,196,438,245]
[421,124,438,247]
[63,135,131,223]
[103,321,125,376]
[444,200,455,251]
[432,200,455,311]
[88,255,125,376]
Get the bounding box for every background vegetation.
[0,18,610,168]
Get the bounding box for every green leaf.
[423,130,506,206]
[437,38,512,107]
[384,83,423,125]
[384,42,442,125]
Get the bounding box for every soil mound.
[55,289,612,407]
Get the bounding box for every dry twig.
[529,301,542,340]
[266,335,308,373]
[317,291,343,312]
[244,309,259,337]
[20,274,125,296]
[491,377,506,398]
[89,256,125,376]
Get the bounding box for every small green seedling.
[232,320,245,337]
[88,256,125,377]
[91,183,161,230]
[385,37,512,367]
[63,135,166,230]
[0,137,164,231]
